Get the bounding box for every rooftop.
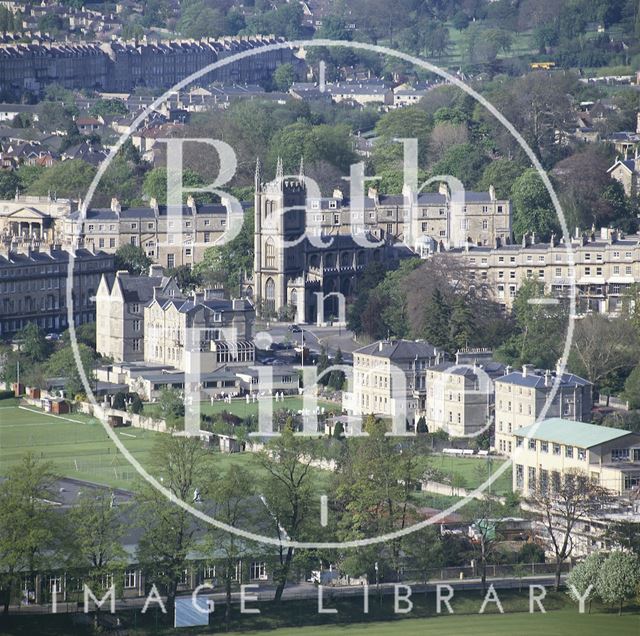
[513,418,633,448]
[355,339,442,360]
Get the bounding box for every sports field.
[222,611,639,636]
[0,402,267,489]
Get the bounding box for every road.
[8,574,567,616]
[256,322,361,361]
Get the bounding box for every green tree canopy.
[114,244,152,276]
[511,168,557,242]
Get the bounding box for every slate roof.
[355,339,441,360]
[497,371,590,389]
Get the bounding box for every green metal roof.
[513,418,633,449]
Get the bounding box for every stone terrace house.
[512,419,640,497]
[144,293,255,372]
[63,196,234,268]
[494,365,592,455]
[96,265,180,363]
[0,244,114,337]
[448,227,640,314]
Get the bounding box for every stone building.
[494,365,592,455]
[0,244,114,337]
[144,292,255,371]
[95,265,180,363]
[0,194,75,247]
[248,162,510,322]
[512,419,640,497]
[0,36,298,95]
[63,197,231,268]
[447,227,640,314]
[608,155,640,198]
[425,350,505,437]
[343,339,447,430]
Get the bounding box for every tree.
[566,552,605,613]
[46,343,96,399]
[496,279,567,370]
[205,465,257,632]
[136,436,209,620]
[604,521,640,555]
[114,244,152,276]
[452,11,470,31]
[157,387,185,427]
[335,418,427,580]
[193,209,254,295]
[0,455,60,614]
[142,167,211,205]
[569,315,640,396]
[38,101,74,133]
[327,348,345,390]
[17,323,52,362]
[112,391,127,410]
[429,143,490,190]
[257,425,317,602]
[528,470,611,590]
[597,551,640,614]
[317,345,330,386]
[68,491,126,626]
[90,99,128,118]
[429,122,469,160]
[479,159,524,200]
[0,171,20,199]
[450,296,474,350]
[273,63,295,91]
[27,160,96,199]
[511,169,557,242]
[463,497,505,594]
[422,288,451,350]
[622,364,640,409]
[373,107,433,169]
[176,2,224,39]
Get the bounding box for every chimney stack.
[110,197,121,213]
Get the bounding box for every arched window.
[265,238,276,268]
[265,278,275,314]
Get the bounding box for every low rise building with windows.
[512,418,640,497]
[63,197,233,268]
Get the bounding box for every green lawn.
[219,611,640,636]
[0,401,330,491]
[421,454,512,496]
[0,403,161,489]
[143,396,341,422]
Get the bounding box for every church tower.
[254,158,306,318]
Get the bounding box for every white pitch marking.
[119,432,136,438]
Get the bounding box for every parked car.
[288,324,302,333]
